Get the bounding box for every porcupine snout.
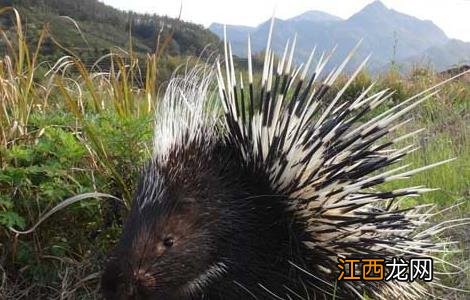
[101,250,160,300]
[118,268,156,299]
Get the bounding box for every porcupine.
[101,21,466,300]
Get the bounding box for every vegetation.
[0,5,468,300]
[0,0,221,83]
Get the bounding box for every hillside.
[0,0,220,62]
[209,0,470,72]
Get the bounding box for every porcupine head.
[100,68,303,300]
[102,23,460,300]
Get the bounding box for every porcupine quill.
[101,19,469,300]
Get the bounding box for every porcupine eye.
[163,236,174,248]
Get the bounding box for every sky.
[101,0,470,42]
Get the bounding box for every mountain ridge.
[287,10,342,23]
[209,0,470,71]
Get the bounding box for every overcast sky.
[101,0,470,42]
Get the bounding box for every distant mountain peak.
[288,10,342,23]
[348,0,402,22]
[363,0,388,12]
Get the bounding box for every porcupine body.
[101,21,462,299]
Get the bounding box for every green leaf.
[0,211,26,229]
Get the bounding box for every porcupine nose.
[133,269,149,284]
[124,269,153,299]
[132,268,156,290]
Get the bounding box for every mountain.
[0,0,220,61]
[287,10,342,23]
[209,11,341,40]
[401,39,470,71]
[209,0,470,72]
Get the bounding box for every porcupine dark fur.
[101,20,468,300]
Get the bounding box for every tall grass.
[0,7,47,147]
[0,9,166,298]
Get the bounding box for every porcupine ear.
[217,17,469,299]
